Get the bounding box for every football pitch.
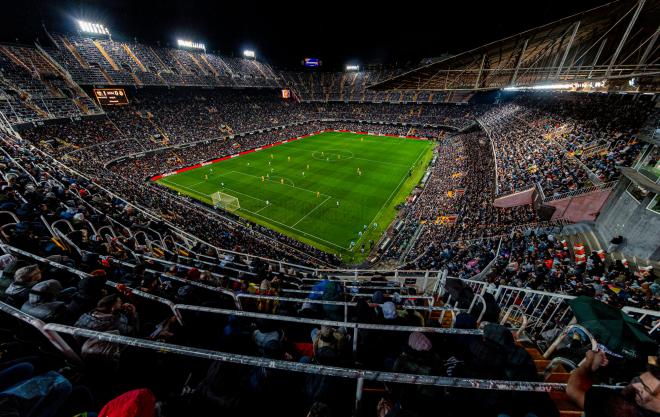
[156,131,434,262]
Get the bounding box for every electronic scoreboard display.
[93,88,129,106]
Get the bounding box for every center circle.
[312,149,354,161]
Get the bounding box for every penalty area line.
[291,195,331,228]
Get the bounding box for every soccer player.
[363,224,367,231]
[358,231,363,238]
[270,154,273,159]
[306,164,310,170]
[221,182,224,187]
[336,200,339,207]
[261,176,265,182]
[302,171,305,177]
[266,200,270,206]
[288,156,291,162]
[268,161,271,166]
[316,191,320,198]
[280,178,284,185]
[204,174,208,180]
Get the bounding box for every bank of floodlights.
[346,65,360,71]
[77,20,110,35]
[243,50,256,59]
[177,39,206,51]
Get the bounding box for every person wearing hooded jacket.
[20,279,67,322]
[4,265,42,307]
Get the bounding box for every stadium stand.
[0,8,657,416]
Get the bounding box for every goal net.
[211,191,240,212]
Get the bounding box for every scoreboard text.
[94,88,129,106]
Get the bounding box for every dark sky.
[1,0,612,69]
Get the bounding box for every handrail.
[543,324,598,359]
[45,323,618,393]
[0,244,184,324]
[543,181,617,203]
[543,357,577,381]
[174,304,483,335]
[0,302,82,365]
[499,305,529,336]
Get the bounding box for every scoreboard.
[93,88,129,106]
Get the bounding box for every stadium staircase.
[558,222,605,266]
[91,40,120,70]
[186,52,207,74]
[121,44,148,72]
[145,113,171,144]
[60,37,90,69]
[0,46,32,74]
[200,55,219,76]
[169,52,191,75]
[95,65,115,84]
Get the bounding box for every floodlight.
[177,39,206,51]
[346,65,359,71]
[77,20,110,35]
[243,50,255,58]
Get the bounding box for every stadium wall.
[596,177,660,261]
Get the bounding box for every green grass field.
[156,131,434,263]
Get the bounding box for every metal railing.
[542,181,617,203]
[45,323,621,395]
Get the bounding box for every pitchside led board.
[94,88,129,106]
[281,89,291,99]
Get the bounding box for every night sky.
[1,0,612,70]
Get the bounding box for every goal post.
[211,191,240,212]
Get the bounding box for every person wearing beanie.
[5,264,42,307]
[408,332,433,352]
[392,332,441,413]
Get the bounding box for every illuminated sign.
[303,58,321,67]
[94,88,129,106]
[281,89,291,99]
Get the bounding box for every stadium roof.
[370,0,660,91]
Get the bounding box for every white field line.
[238,206,348,250]
[291,196,331,228]
[353,146,428,248]
[253,204,271,214]
[163,174,346,250]
[224,170,333,198]
[161,177,267,204]
[160,179,212,197]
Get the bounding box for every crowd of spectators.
[482,230,658,312]
[398,132,536,270]
[478,93,654,197]
[0,133,581,417]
